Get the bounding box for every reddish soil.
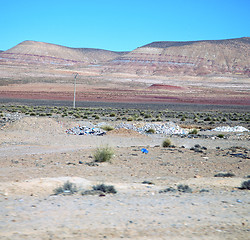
[0,83,250,106]
[148,84,184,90]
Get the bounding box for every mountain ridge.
[141,37,250,48]
[0,38,249,76]
[2,40,125,65]
[110,37,250,76]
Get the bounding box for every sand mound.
[106,128,144,137]
[7,117,64,134]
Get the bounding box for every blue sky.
[1,0,250,51]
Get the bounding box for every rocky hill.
[0,38,249,77]
[108,37,250,76]
[0,40,123,66]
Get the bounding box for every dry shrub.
[162,139,171,148]
[94,146,114,163]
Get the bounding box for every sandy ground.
[0,116,249,239]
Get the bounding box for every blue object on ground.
[141,148,149,154]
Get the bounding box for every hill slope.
[0,38,249,77]
[109,37,250,76]
[1,41,123,65]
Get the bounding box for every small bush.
[127,117,133,121]
[162,139,171,148]
[144,114,152,119]
[73,114,81,118]
[92,114,100,119]
[214,172,235,177]
[239,180,250,190]
[53,181,78,195]
[177,184,192,193]
[217,134,225,139]
[159,185,192,193]
[93,184,117,194]
[180,117,186,121]
[189,129,198,134]
[94,146,114,163]
[159,187,177,193]
[204,116,212,121]
[101,125,114,131]
[145,128,155,134]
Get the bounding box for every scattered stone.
[142,181,155,185]
[230,153,249,159]
[0,112,22,128]
[211,126,249,132]
[115,122,189,135]
[190,144,207,153]
[66,125,106,136]
[200,189,210,193]
[85,162,99,166]
[11,160,19,164]
[66,162,76,165]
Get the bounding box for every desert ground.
[0,106,249,239]
[0,37,249,239]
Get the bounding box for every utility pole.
[73,73,78,108]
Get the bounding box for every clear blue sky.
[1,0,250,51]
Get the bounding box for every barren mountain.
[0,38,249,77]
[107,37,250,76]
[0,40,123,66]
[0,38,249,105]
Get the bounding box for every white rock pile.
[211,126,249,132]
[115,122,189,135]
[66,126,106,136]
